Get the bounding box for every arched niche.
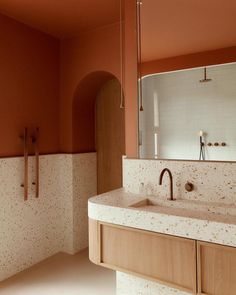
[72,71,121,153]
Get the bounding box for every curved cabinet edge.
[89,218,101,265]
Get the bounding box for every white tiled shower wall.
[0,153,97,281]
[140,63,236,161]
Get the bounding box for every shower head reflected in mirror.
[199,67,212,83]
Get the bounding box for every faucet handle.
[185,182,194,192]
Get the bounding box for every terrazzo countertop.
[88,188,236,248]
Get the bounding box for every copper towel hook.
[20,127,29,201]
[31,127,39,198]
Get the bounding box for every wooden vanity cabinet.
[197,241,236,295]
[89,219,197,294]
[89,219,236,295]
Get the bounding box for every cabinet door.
[197,241,236,295]
[100,222,197,294]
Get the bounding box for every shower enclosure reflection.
[137,0,236,161]
[139,63,236,161]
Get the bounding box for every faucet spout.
[159,168,176,201]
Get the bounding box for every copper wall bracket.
[20,127,29,201]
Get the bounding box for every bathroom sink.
[129,198,159,207]
[129,197,236,222]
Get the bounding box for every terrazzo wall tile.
[89,188,236,248]
[116,272,190,295]
[72,153,97,253]
[123,158,236,204]
[57,154,74,254]
[0,152,97,281]
[56,153,97,255]
[0,155,63,281]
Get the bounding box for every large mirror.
[137,0,236,161]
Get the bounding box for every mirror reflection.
[138,0,236,161]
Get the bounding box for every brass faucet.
[159,168,176,201]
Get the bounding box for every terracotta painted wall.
[60,0,139,157]
[0,13,60,157]
[141,46,236,77]
[60,23,121,153]
[2,1,235,160]
[0,8,138,158]
[124,0,138,158]
[72,71,119,153]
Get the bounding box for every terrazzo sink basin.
[130,198,158,208]
[130,197,236,220]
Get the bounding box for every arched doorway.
[96,78,125,194]
[73,71,125,194]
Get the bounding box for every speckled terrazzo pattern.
[0,153,97,282]
[116,272,190,295]
[0,155,62,282]
[58,154,74,254]
[89,158,236,295]
[72,153,97,253]
[88,189,236,247]
[123,159,236,204]
[57,153,97,255]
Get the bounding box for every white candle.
[199,130,204,137]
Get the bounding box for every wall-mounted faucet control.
[185,182,194,192]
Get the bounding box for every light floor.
[0,250,116,295]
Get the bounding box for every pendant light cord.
[137,0,143,111]
[119,0,125,109]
